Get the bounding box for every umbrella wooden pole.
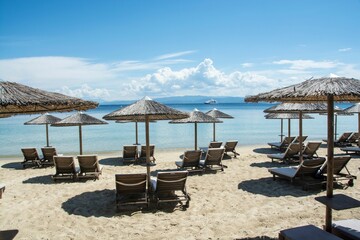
[79,125,83,155]
[195,122,198,150]
[213,123,216,141]
[325,95,334,232]
[334,114,338,141]
[280,119,283,142]
[46,124,50,147]
[288,119,291,138]
[299,112,303,163]
[135,121,139,145]
[145,116,151,190]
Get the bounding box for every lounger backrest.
[182,150,202,167]
[303,142,321,157]
[347,132,359,143]
[295,158,326,177]
[280,137,295,147]
[21,148,40,161]
[284,143,301,157]
[156,171,188,193]
[115,173,147,194]
[294,135,308,143]
[77,155,100,173]
[41,147,57,162]
[123,145,138,159]
[54,156,76,174]
[139,145,155,158]
[338,132,352,142]
[318,156,352,175]
[204,148,225,166]
[208,141,223,148]
[224,141,238,151]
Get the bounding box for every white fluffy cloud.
[59,84,110,100]
[338,48,352,52]
[273,59,339,70]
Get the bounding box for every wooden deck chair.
[269,157,326,183]
[208,141,223,148]
[302,142,321,158]
[115,173,149,210]
[41,147,57,167]
[138,145,156,163]
[267,143,301,163]
[52,156,79,181]
[199,148,225,171]
[268,136,295,151]
[293,135,308,143]
[224,140,239,158]
[122,145,138,164]
[317,155,357,187]
[77,155,103,180]
[324,132,352,147]
[151,171,190,209]
[21,148,42,168]
[175,150,202,172]
[347,132,359,145]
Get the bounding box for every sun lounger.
[115,173,149,210]
[151,171,190,209]
[302,141,321,158]
[332,219,360,240]
[199,148,225,171]
[268,136,295,151]
[224,140,240,158]
[122,145,138,164]
[279,224,343,240]
[293,135,308,144]
[41,147,57,167]
[347,132,359,145]
[21,148,42,168]
[269,157,326,183]
[138,145,156,163]
[324,132,352,147]
[267,143,301,163]
[175,150,202,172]
[52,156,79,181]
[317,155,357,187]
[341,146,360,155]
[77,155,103,180]
[0,183,5,199]
[199,141,223,154]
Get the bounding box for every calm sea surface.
[0,103,357,157]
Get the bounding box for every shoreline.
[1,144,359,239]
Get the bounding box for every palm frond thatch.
[265,113,314,119]
[103,96,188,121]
[205,108,233,119]
[52,112,108,126]
[0,81,98,115]
[169,109,222,124]
[24,114,61,125]
[245,77,360,103]
[264,103,328,113]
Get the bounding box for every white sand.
[0,144,359,239]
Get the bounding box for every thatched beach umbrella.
[103,96,188,188]
[115,119,156,145]
[245,76,360,232]
[52,112,108,155]
[170,109,222,150]
[264,113,314,142]
[205,108,233,141]
[0,81,98,115]
[24,113,62,147]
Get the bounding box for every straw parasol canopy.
[52,112,108,155]
[0,81,98,116]
[205,108,234,141]
[103,96,188,188]
[245,76,360,232]
[170,108,222,150]
[265,112,313,142]
[115,119,156,145]
[344,103,360,146]
[24,113,62,147]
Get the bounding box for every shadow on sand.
[22,174,55,185]
[98,157,123,166]
[235,237,277,240]
[250,161,286,168]
[1,162,24,170]
[238,177,321,197]
[252,148,278,155]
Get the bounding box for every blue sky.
[1,0,360,101]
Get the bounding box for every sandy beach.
[0,144,359,240]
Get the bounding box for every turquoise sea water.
[0,102,357,157]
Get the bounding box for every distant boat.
[204,99,217,104]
